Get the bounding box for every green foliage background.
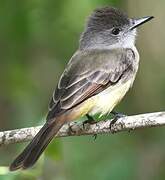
[0,0,165,179]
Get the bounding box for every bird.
[9,6,153,171]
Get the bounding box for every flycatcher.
[10,7,153,171]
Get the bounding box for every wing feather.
[47,48,135,120]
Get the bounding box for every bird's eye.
[111,28,121,35]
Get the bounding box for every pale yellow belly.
[88,80,132,117]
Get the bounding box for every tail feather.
[10,117,65,171]
[23,124,56,169]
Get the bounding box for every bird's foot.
[84,114,97,125]
[83,114,98,140]
[110,111,126,118]
[110,111,126,133]
[68,123,76,135]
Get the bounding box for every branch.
[0,112,165,146]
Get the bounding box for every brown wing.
[47,48,135,120]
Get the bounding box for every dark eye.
[111,28,121,35]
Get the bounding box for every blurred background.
[0,0,164,179]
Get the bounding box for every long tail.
[9,116,66,171]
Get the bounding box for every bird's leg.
[110,111,126,133]
[111,111,126,118]
[83,114,98,140]
[68,122,76,135]
[84,114,97,124]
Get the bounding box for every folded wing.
[47,49,135,120]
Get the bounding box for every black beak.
[130,16,154,30]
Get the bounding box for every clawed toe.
[83,114,97,128]
[110,111,126,133]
